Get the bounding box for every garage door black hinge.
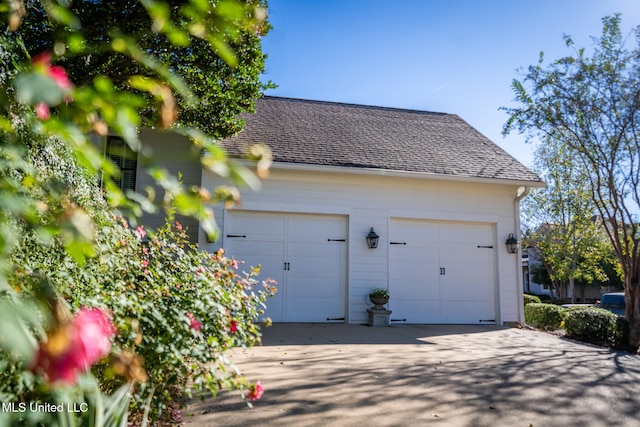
[390,242,407,245]
[327,239,346,242]
[326,317,345,321]
[479,319,496,323]
[226,234,246,238]
[477,245,493,249]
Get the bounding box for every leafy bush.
[564,307,624,347]
[524,303,566,330]
[524,294,542,305]
[614,316,631,350]
[0,1,274,425]
[10,218,275,419]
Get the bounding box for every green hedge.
[524,294,542,305]
[564,307,627,347]
[524,303,565,330]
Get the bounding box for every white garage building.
[199,96,543,325]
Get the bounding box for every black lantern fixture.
[366,227,379,249]
[505,233,520,254]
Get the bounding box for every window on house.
[105,136,137,192]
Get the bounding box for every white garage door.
[389,219,496,324]
[224,211,347,323]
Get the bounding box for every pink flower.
[247,381,264,401]
[32,52,73,91]
[133,225,146,240]
[171,410,183,422]
[74,308,116,364]
[141,259,149,274]
[186,312,201,331]
[32,307,115,384]
[47,64,73,91]
[35,102,50,120]
[231,259,238,269]
[230,320,237,333]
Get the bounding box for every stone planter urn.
[368,289,391,327]
[369,294,390,310]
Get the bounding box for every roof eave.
[261,161,545,187]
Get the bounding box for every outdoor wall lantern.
[505,233,520,254]
[366,227,380,249]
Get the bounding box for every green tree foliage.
[521,139,612,302]
[0,0,275,424]
[504,15,640,348]
[529,263,553,292]
[17,0,274,138]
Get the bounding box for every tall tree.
[504,15,640,347]
[17,0,273,139]
[521,139,609,302]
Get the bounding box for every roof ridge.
[262,95,448,116]
[226,95,543,184]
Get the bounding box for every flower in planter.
[370,288,389,298]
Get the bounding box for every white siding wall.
[137,130,202,242]
[201,166,524,325]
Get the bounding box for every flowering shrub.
[0,1,274,425]
[11,215,275,420]
[85,220,275,415]
[0,283,132,427]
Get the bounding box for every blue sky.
[260,0,640,167]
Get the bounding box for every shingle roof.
[222,96,542,184]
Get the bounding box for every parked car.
[596,292,626,316]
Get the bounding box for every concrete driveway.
[185,324,640,427]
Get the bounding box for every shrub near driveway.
[524,294,542,305]
[564,306,629,348]
[85,222,275,416]
[523,299,634,351]
[524,303,565,330]
[10,218,275,422]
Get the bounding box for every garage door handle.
[327,239,346,242]
[390,242,407,245]
[226,234,246,238]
